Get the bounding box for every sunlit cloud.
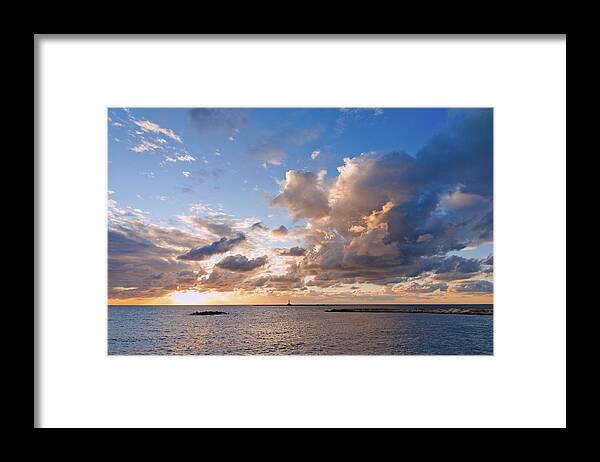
[130,139,161,153]
[133,119,182,143]
[176,154,196,162]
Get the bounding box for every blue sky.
[108,108,493,304]
[109,108,450,229]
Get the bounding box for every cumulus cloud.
[216,254,268,272]
[177,234,246,261]
[310,150,320,160]
[271,109,493,288]
[271,170,329,219]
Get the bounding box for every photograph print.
[108,108,493,355]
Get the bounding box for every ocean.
[108,304,493,355]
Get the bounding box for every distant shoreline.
[325,307,492,316]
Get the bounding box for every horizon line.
[108,302,494,307]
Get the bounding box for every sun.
[168,290,215,305]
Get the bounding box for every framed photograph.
[107,107,494,356]
[35,34,566,428]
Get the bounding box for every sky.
[108,108,493,305]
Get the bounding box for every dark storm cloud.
[216,254,269,272]
[177,234,246,261]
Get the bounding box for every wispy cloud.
[130,140,161,153]
[249,127,322,166]
[335,108,383,135]
[176,154,195,162]
[133,119,182,143]
[188,108,248,136]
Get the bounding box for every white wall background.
[37,36,566,428]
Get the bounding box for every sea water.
[108,305,493,355]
